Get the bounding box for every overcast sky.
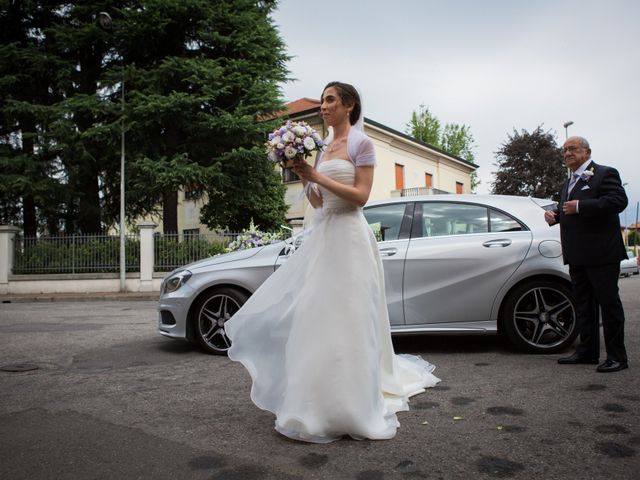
[272,0,640,227]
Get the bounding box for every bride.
[225,81,440,443]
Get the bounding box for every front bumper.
[157,286,195,340]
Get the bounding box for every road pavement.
[1,276,639,479]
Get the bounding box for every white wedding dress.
[225,160,440,443]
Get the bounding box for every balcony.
[391,187,450,198]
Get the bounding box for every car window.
[489,209,525,232]
[363,203,406,241]
[420,203,488,237]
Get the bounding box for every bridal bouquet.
[266,121,324,168]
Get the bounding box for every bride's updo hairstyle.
[322,81,362,126]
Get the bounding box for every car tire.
[192,287,248,355]
[502,279,578,354]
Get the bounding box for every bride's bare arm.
[292,161,373,208]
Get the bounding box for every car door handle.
[482,239,512,248]
[379,247,398,257]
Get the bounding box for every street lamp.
[563,121,574,140]
[635,200,639,256]
[97,12,126,292]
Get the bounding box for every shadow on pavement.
[392,333,513,355]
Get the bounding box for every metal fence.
[154,231,238,272]
[12,234,140,274]
[12,230,290,274]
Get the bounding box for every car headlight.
[162,270,192,294]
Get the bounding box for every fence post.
[0,225,21,294]
[138,222,157,292]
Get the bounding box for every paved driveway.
[1,276,639,479]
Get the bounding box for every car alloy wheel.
[193,287,248,355]
[503,280,577,353]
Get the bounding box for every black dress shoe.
[557,353,599,365]
[596,359,629,373]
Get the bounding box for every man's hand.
[544,210,558,226]
[562,200,579,215]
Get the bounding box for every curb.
[1,292,160,303]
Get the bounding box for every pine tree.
[107,0,290,232]
[0,0,67,235]
[1,0,290,235]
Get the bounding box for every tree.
[1,0,289,235]
[441,123,475,162]
[51,2,123,234]
[199,146,287,231]
[0,0,68,235]
[1,0,135,235]
[491,126,566,200]
[406,104,479,192]
[406,105,440,147]
[106,0,290,232]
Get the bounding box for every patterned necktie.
[567,173,580,195]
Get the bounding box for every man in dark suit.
[544,136,628,372]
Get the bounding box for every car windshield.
[287,232,306,249]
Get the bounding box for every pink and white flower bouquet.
[266,121,324,168]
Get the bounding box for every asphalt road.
[1,276,639,480]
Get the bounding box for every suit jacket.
[555,161,628,266]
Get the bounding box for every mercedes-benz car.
[158,195,577,355]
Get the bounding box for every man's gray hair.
[574,136,590,149]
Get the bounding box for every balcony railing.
[394,187,450,197]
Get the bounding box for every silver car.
[158,195,577,355]
[620,251,639,277]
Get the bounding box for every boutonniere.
[580,168,594,182]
